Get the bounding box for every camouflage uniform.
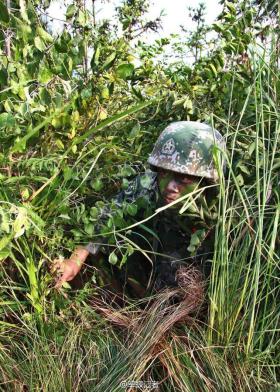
[86,121,224,294]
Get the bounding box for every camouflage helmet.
[147,121,225,182]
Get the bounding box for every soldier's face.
[157,169,201,206]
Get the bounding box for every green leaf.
[120,166,136,177]
[62,167,73,182]
[248,142,256,156]
[122,178,129,189]
[85,224,94,235]
[210,83,217,92]
[116,63,134,80]
[13,208,28,238]
[190,234,200,246]
[102,52,117,70]
[212,22,223,33]
[90,207,99,218]
[272,158,280,170]
[107,218,113,229]
[91,178,103,191]
[58,214,70,220]
[0,235,11,251]
[101,87,109,99]
[237,164,250,175]
[126,204,138,217]
[66,4,76,18]
[55,139,64,149]
[209,63,217,77]
[71,229,82,239]
[37,26,53,43]
[140,174,153,188]
[128,123,141,139]
[119,253,128,268]
[0,68,8,85]
[183,97,193,111]
[90,45,101,69]
[98,108,107,120]
[77,10,87,26]
[96,201,104,209]
[187,245,196,253]
[39,87,52,104]
[55,37,69,53]
[81,88,92,99]
[0,248,10,260]
[109,82,114,95]
[0,210,10,233]
[0,1,9,23]
[109,251,118,265]
[16,19,32,41]
[236,174,244,186]
[0,113,15,129]
[38,67,53,83]
[34,36,46,52]
[62,281,71,289]
[226,2,236,14]
[21,188,30,200]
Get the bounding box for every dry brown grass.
[91,265,205,338]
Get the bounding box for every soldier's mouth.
[164,194,178,204]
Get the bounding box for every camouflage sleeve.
[84,242,102,255]
[85,170,158,255]
[114,170,158,204]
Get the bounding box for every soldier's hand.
[52,247,89,289]
[52,258,81,289]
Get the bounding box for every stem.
[83,0,88,79]
[92,0,96,27]
[5,0,11,59]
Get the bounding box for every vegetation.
[0,0,279,390]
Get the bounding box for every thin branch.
[5,0,11,59]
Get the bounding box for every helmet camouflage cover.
[147,121,225,182]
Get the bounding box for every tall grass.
[207,39,280,388]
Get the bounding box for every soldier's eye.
[181,178,194,184]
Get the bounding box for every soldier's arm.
[54,170,156,288]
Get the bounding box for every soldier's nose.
[166,179,179,193]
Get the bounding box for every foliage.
[0,0,279,390]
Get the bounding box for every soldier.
[53,121,225,296]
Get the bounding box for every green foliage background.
[0,0,280,390]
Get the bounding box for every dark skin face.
[157,168,202,206]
